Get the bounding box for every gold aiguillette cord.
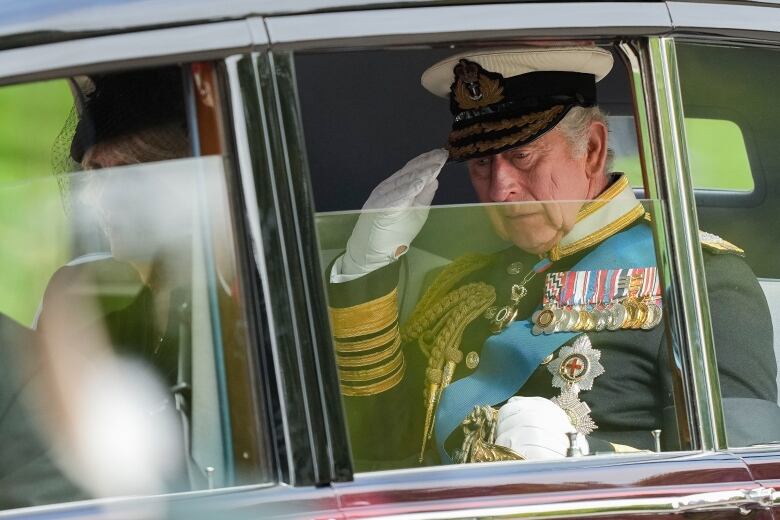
[419,360,456,463]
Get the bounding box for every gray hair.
[556,106,614,172]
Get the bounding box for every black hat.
[70,66,186,163]
[421,47,614,161]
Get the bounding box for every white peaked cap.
[421,46,614,98]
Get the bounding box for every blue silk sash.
[435,223,657,461]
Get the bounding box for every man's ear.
[585,120,608,179]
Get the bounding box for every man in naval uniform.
[327,46,780,470]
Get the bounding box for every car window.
[685,118,753,192]
[289,44,704,471]
[0,64,270,511]
[677,42,780,448]
[617,114,753,192]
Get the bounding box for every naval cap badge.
[452,59,505,110]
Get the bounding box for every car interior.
[297,42,780,401]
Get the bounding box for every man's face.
[467,127,592,254]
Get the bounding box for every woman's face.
[80,137,193,263]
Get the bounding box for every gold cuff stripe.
[340,361,405,397]
[329,288,399,339]
[549,203,646,261]
[338,347,404,382]
[447,105,564,160]
[335,323,399,353]
[576,175,630,223]
[336,334,401,368]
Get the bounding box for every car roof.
[1,0,666,51]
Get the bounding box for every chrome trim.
[644,37,726,450]
[0,481,345,520]
[669,1,780,42]
[266,2,671,49]
[248,16,270,47]
[228,50,330,486]
[266,49,354,481]
[362,488,772,519]
[617,41,696,450]
[0,20,257,87]
[225,54,297,477]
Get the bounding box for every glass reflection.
[1,156,237,511]
[316,195,777,471]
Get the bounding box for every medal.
[623,300,639,329]
[489,258,553,334]
[593,306,609,331]
[532,266,663,335]
[489,305,518,334]
[642,302,663,329]
[558,308,573,332]
[532,307,559,335]
[607,303,626,331]
[633,302,649,329]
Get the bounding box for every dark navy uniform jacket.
[328,176,780,471]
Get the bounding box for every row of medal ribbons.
[531,267,663,335]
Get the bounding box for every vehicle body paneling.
[332,453,763,518]
[1,0,780,519]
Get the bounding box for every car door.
[666,1,780,518]
[255,2,778,518]
[0,12,346,519]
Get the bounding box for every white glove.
[495,396,589,460]
[333,149,448,281]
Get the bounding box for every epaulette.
[699,230,745,257]
[645,214,743,257]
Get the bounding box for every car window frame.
[663,9,780,513]
[3,2,777,517]
[667,25,780,470]
[665,1,780,450]
[260,0,724,486]
[0,23,284,512]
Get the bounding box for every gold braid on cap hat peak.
[448,105,566,142]
[447,104,565,160]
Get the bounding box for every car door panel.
[333,452,769,519]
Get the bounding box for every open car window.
[280,42,761,472]
[0,64,270,512]
[678,41,780,448]
[318,196,684,469]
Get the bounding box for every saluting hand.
[337,148,448,278]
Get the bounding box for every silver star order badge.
[547,334,604,436]
[547,334,604,394]
[552,388,598,435]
